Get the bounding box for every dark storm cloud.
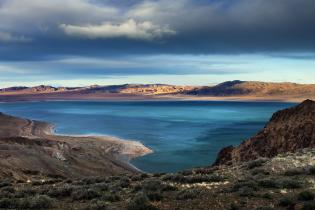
[0,0,314,61]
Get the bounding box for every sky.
[0,0,314,87]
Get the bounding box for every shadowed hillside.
[214,99,315,166]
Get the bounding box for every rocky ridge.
[214,99,315,166]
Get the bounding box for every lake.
[0,100,295,173]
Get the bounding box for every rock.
[214,99,315,165]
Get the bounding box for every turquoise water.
[0,101,295,173]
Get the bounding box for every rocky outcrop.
[214,99,315,165]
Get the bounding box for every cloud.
[0,0,315,61]
[60,19,175,41]
[0,32,31,43]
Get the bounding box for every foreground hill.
[214,99,315,165]
[0,81,314,102]
[1,139,315,209]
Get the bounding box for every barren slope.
[0,113,151,180]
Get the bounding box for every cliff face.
[214,99,315,165]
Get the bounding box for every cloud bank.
[0,32,31,43]
[60,19,175,41]
[0,0,313,60]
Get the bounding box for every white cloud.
[60,19,175,41]
[0,32,31,43]
[0,0,119,33]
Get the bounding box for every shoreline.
[36,121,153,173]
[0,95,309,103]
[0,112,153,178]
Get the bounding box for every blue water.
[0,101,295,173]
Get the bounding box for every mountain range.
[0,80,314,102]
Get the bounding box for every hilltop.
[0,81,314,102]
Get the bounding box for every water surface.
[0,101,295,173]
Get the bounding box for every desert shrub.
[32,180,45,186]
[1,186,15,193]
[232,180,258,192]
[251,168,270,176]
[162,174,185,182]
[81,177,106,185]
[0,181,11,188]
[207,174,225,182]
[262,193,273,199]
[176,189,201,200]
[161,184,177,192]
[280,179,303,189]
[71,189,101,201]
[142,180,163,191]
[93,183,109,192]
[85,200,109,210]
[229,203,240,210]
[18,195,54,209]
[179,170,194,176]
[47,186,73,197]
[284,168,305,176]
[302,201,315,210]
[298,191,314,201]
[140,173,150,179]
[146,192,163,201]
[131,175,142,182]
[30,195,54,209]
[64,179,73,184]
[133,184,143,192]
[258,179,279,188]
[152,173,165,178]
[162,174,224,184]
[20,187,38,196]
[278,196,294,207]
[247,158,267,169]
[127,193,158,210]
[308,166,315,175]
[238,186,255,197]
[194,168,215,175]
[254,207,274,210]
[102,193,121,202]
[0,198,14,208]
[119,177,131,188]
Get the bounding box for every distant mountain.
[186,80,315,97]
[214,99,315,165]
[0,81,314,101]
[0,84,195,95]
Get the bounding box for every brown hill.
[0,113,151,180]
[186,80,315,97]
[214,99,315,165]
[0,81,314,102]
